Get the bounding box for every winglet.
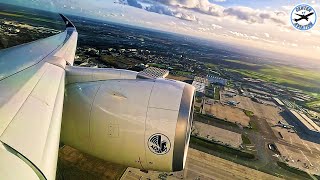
[59,14,76,28]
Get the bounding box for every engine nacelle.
[61,68,195,172]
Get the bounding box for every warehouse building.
[207,75,227,86]
[192,76,208,97]
[287,109,320,137]
[273,97,285,106]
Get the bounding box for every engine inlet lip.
[172,84,195,171]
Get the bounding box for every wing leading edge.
[0,14,78,179]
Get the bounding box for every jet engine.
[61,67,195,172]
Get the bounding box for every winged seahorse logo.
[148,134,171,155]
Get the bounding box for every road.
[193,114,311,179]
[121,149,281,180]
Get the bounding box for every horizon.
[1,0,320,63]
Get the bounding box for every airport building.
[207,75,227,86]
[192,76,208,97]
[273,97,285,106]
[287,110,320,137]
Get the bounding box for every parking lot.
[203,103,250,127]
[276,143,320,175]
[274,125,320,152]
[219,90,320,176]
[220,92,281,121]
[192,121,243,148]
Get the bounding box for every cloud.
[119,0,198,21]
[174,12,197,21]
[310,30,320,36]
[141,0,287,25]
[156,0,224,16]
[127,0,142,8]
[228,31,261,41]
[135,0,288,25]
[145,4,174,16]
[279,27,291,33]
[211,23,222,29]
[281,5,293,11]
[146,4,197,21]
[223,6,286,25]
[118,0,288,26]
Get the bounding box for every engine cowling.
[61,68,195,172]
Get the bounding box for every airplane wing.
[0,13,195,179]
[0,14,77,179]
[306,12,314,17]
[294,17,303,22]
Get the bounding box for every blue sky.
[2,0,320,60]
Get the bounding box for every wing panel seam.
[39,67,64,162]
[0,66,49,137]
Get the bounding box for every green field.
[306,100,320,108]
[204,62,217,69]
[224,59,261,67]
[194,113,238,128]
[305,93,320,111]
[0,11,60,24]
[276,162,312,179]
[175,70,192,76]
[190,136,255,159]
[241,134,252,145]
[224,60,320,111]
[243,110,254,117]
[0,11,23,17]
[148,63,166,69]
[226,65,320,93]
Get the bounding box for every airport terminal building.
[273,97,285,106]
[207,75,227,86]
[192,76,208,97]
[287,109,320,137]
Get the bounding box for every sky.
[3,0,320,61]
